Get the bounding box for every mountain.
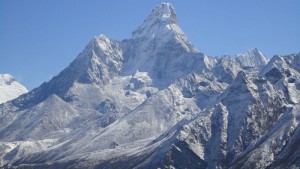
[235,48,268,70]
[1,3,300,169]
[0,74,28,104]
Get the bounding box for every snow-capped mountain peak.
[235,48,268,69]
[1,3,300,169]
[0,74,28,104]
[0,74,15,85]
[132,3,177,39]
[151,2,177,23]
[133,3,177,39]
[131,3,195,53]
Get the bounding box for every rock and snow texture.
[0,74,28,104]
[1,2,300,169]
[132,2,194,53]
[235,48,268,69]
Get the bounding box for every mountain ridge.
[0,3,299,169]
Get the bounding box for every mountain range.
[1,3,300,169]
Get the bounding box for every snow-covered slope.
[0,74,28,104]
[0,3,299,169]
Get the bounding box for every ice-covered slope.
[0,74,28,104]
[0,2,299,169]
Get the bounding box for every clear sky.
[1,0,300,90]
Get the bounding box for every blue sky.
[1,0,300,90]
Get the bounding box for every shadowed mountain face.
[1,3,299,169]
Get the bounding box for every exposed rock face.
[1,3,299,169]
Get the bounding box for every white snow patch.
[0,74,28,103]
